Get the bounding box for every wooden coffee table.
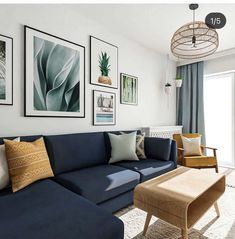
[134,167,225,239]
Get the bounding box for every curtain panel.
[176,61,206,144]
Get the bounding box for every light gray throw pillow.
[108,131,139,164]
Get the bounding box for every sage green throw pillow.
[108,131,139,164]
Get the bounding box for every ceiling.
[75,4,235,58]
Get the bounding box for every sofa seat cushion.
[0,180,124,239]
[55,164,140,204]
[116,159,176,182]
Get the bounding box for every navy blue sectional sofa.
[0,131,177,239]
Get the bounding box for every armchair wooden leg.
[215,165,219,173]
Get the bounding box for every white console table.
[141,126,183,139]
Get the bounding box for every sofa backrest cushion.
[44,132,108,175]
[145,137,172,161]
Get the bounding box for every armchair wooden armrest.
[177,148,184,165]
[201,145,217,157]
[201,145,218,150]
[177,148,184,154]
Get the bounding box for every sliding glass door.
[204,72,235,167]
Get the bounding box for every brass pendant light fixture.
[171,4,219,59]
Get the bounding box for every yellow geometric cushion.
[4,137,54,192]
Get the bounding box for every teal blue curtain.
[176,61,205,144]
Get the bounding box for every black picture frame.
[24,25,85,118]
[0,34,13,106]
[120,73,138,105]
[90,36,118,89]
[93,89,116,126]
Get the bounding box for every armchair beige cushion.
[181,135,202,156]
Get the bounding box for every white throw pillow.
[181,135,202,156]
[0,137,20,190]
[108,132,139,164]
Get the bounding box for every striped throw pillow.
[136,133,146,159]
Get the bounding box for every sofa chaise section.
[0,180,124,239]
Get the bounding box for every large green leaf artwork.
[33,36,80,112]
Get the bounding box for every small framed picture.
[90,36,118,89]
[120,73,138,105]
[24,25,85,118]
[0,34,13,105]
[93,90,116,125]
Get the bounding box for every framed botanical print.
[90,36,118,89]
[24,25,85,117]
[0,34,13,105]
[120,73,138,105]
[93,90,116,125]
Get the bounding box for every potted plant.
[175,76,183,87]
[165,83,172,94]
[98,52,112,85]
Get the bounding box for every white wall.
[204,53,235,75]
[0,4,176,137]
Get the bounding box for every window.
[204,72,235,167]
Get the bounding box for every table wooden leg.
[143,213,152,236]
[214,202,220,217]
[181,228,188,239]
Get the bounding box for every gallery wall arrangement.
[0,24,139,126]
[0,34,13,105]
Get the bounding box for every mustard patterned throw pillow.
[4,137,54,192]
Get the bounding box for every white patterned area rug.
[116,170,235,239]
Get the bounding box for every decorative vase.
[98,76,112,85]
[165,86,171,95]
[175,79,183,87]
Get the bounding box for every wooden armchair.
[173,133,219,173]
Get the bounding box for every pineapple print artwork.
[90,36,118,89]
[98,52,112,85]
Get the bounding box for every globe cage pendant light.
[171,4,219,59]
